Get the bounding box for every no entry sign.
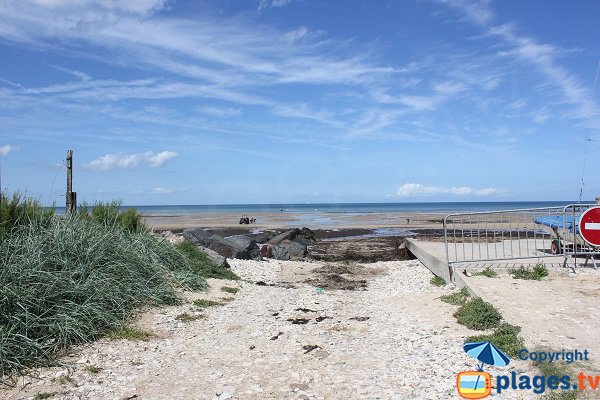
[579,207,600,246]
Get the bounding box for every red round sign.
[579,207,600,246]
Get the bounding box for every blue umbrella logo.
[463,341,510,396]
[464,341,511,370]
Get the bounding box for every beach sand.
[142,211,446,231]
[1,259,536,399]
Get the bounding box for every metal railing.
[443,204,600,277]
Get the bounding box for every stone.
[197,246,231,269]
[225,235,257,251]
[266,229,300,245]
[183,229,250,259]
[271,240,307,260]
[247,231,279,243]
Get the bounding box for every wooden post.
[66,150,76,215]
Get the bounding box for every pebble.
[1,259,538,399]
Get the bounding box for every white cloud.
[87,150,177,171]
[441,0,599,121]
[27,0,168,15]
[0,144,19,156]
[258,0,294,11]
[396,183,497,197]
[399,95,440,111]
[280,26,308,43]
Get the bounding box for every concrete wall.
[405,238,484,298]
[405,238,451,283]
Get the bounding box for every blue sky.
[0,0,599,205]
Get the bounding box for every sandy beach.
[142,211,447,231]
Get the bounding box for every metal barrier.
[443,204,599,277]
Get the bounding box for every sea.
[76,201,586,215]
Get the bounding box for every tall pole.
[66,150,73,215]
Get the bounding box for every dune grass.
[0,198,211,381]
[175,241,239,281]
[0,192,54,236]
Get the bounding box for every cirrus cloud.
[0,144,19,156]
[396,182,497,197]
[87,150,177,171]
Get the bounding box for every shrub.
[473,267,497,278]
[454,297,502,330]
[440,288,470,305]
[430,275,446,286]
[0,217,206,377]
[509,263,549,280]
[467,323,524,358]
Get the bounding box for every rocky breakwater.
[182,227,316,262]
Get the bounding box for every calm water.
[56,201,585,215]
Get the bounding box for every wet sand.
[143,211,446,231]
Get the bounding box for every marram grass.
[0,216,207,380]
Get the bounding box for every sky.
[0,0,599,205]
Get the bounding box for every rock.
[224,235,260,258]
[267,227,316,245]
[267,229,300,245]
[207,236,251,259]
[183,229,250,259]
[158,230,185,245]
[182,228,213,247]
[198,246,231,269]
[298,227,316,242]
[271,240,307,260]
[225,235,257,251]
[247,230,279,243]
[260,244,272,258]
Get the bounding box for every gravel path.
[3,259,535,399]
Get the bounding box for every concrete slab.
[407,238,600,370]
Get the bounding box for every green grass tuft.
[107,325,152,341]
[466,323,524,359]
[33,392,58,400]
[84,365,101,374]
[193,299,222,308]
[176,241,239,281]
[473,267,498,278]
[175,313,204,322]
[221,286,239,294]
[440,288,470,306]
[430,275,446,286]
[509,263,549,280]
[454,297,502,330]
